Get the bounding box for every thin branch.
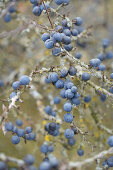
[69,147,113,169]
[0,17,53,39]
[42,0,53,29]
[87,81,113,99]
[97,124,113,135]
[0,153,24,166]
[0,21,29,39]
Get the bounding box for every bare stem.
[42,0,53,29]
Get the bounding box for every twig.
[0,21,29,39]
[87,81,113,99]
[0,17,53,39]
[69,147,113,169]
[97,124,113,135]
[42,0,53,29]
[0,153,24,166]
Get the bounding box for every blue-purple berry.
[107,136,113,147]
[55,79,64,89]
[9,91,17,99]
[68,138,76,146]
[5,122,14,131]
[64,113,73,123]
[64,129,74,139]
[17,129,25,137]
[75,17,83,26]
[11,135,20,144]
[16,119,23,126]
[25,126,33,133]
[75,52,82,59]
[49,73,59,83]
[84,95,91,103]
[54,96,61,104]
[19,75,30,85]
[40,144,48,153]
[82,72,91,81]
[41,33,50,42]
[32,6,41,16]
[44,106,52,115]
[77,149,84,156]
[102,39,110,48]
[12,81,20,90]
[4,14,12,23]
[52,47,61,56]
[63,102,72,112]
[24,154,35,165]
[68,66,77,76]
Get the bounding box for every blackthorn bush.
[0,0,113,170]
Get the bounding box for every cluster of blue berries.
[39,156,59,170]
[89,39,113,100]
[40,143,54,154]
[44,105,57,117]
[10,75,30,99]
[30,0,50,17]
[44,69,88,154]
[44,122,60,137]
[31,0,70,18]
[96,39,113,70]
[89,56,106,72]
[102,136,113,168]
[23,154,37,170]
[4,5,16,23]
[38,138,59,170]
[45,68,91,110]
[41,16,83,54]
[102,156,113,168]
[5,120,35,144]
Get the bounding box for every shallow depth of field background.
[0,0,113,169]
